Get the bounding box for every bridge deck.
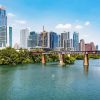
[32,51,100,55]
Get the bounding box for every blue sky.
[0,0,100,47]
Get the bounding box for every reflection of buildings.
[84,66,89,76]
[0,6,7,47]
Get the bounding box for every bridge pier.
[84,52,89,66]
[59,53,65,65]
[42,54,46,64]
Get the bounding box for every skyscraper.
[61,32,70,50]
[96,45,98,50]
[58,35,61,47]
[0,6,7,47]
[73,32,79,51]
[70,39,74,51]
[27,31,38,48]
[39,27,50,48]
[49,32,58,49]
[9,27,12,47]
[80,39,85,51]
[20,28,29,49]
[90,42,96,51]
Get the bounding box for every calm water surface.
[0,60,100,100]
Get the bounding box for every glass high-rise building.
[96,45,98,50]
[58,35,61,47]
[73,32,79,51]
[0,7,7,47]
[50,32,58,49]
[27,31,38,48]
[9,27,12,47]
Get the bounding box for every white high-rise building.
[20,28,29,49]
[80,39,85,51]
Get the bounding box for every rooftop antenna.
[43,26,45,32]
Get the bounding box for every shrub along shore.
[0,47,99,65]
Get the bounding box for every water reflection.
[84,65,89,76]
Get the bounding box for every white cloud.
[55,24,72,29]
[85,21,90,26]
[75,25,83,29]
[7,13,15,17]
[15,20,27,25]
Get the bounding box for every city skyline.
[0,0,100,48]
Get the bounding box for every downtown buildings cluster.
[20,28,98,51]
[0,6,99,51]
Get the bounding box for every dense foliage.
[72,54,100,60]
[64,55,76,64]
[0,48,75,65]
[0,48,99,65]
[0,48,32,65]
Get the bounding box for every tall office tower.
[27,31,38,48]
[39,27,50,48]
[0,6,7,47]
[20,28,29,49]
[90,42,96,51]
[58,35,61,47]
[80,39,85,51]
[38,33,41,46]
[61,32,70,50]
[49,32,58,49]
[70,39,74,51]
[73,32,79,51]
[96,45,98,50]
[9,27,12,47]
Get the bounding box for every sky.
[0,0,100,48]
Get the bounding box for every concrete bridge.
[32,51,100,66]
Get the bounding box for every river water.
[0,60,100,100]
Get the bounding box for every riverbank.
[0,47,75,65]
[0,47,99,65]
